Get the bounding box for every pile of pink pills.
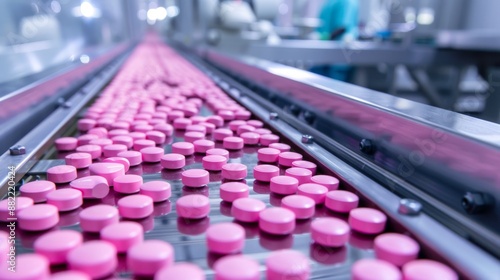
[0,37,459,280]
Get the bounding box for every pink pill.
[118,194,154,219]
[76,144,102,159]
[228,120,246,131]
[311,175,339,190]
[133,139,155,151]
[349,208,387,235]
[20,180,55,203]
[89,138,113,149]
[206,115,224,127]
[102,144,127,158]
[111,135,134,149]
[269,143,290,152]
[65,153,92,169]
[253,164,279,182]
[140,181,171,202]
[34,230,83,265]
[67,240,117,279]
[352,259,401,280]
[172,142,195,156]
[260,134,280,146]
[231,197,266,223]
[259,207,296,235]
[278,152,303,167]
[78,119,96,131]
[202,155,227,171]
[173,118,192,130]
[223,137,244,150]
[70,175,109,199]
[375,233,420,267]
[161,153,186,169]
[190,116,207,124]
[153,123,174,136]
[186,124,207,134]
[89,163,125,186]
[50,271,90,280]
[235,110,251,120]
[221,163,247,180]
[311,217,350,247]
[220,182,249,202]
[0,197,33,222]
[325,190,359,213]
[214,255,260,280]
[266,249,310,280]
[47,165,77,184]
[292,160,317,174]
[100,221,144,253]
[128,240,174,276]
[200,122,216,134]
[270,176,299,195]
[176,194,210,219]
[146,130,166,144]
[297,183,328,204]
[0,253,50,280]
[237,125,255,136]
[182,169,210,187]
[55,137,78,151]
[285,167,312,185]
[213,128,233,141]
[108,129,129,138]
[281,195,315,219]
[129,131,146,140]
[18,204,59,231]
[114,174,143,194]
[46,189,83,212]
[218,110,235,121]
[257,148,280,163]
[194,139,215,153]
[79,205,119,232]
[206,222,245,254]
[254,128,272,135]
[155,262,205,280]
[102,157,130,172]
[141,146,164,163]
[88,127,108,138]
[118,150,142,166]
[240,132,260,145]
[184,131,205,143]
[77,134,99,146]
[246,120,263,128]
[402,260,458,280]
[168,111,185,122]
[206,148,229,159]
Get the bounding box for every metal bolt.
[462,192,492,214]
[9,145,26,155]
[398,198,422,215]
[301,134,313,144]
[269,112,279,120]
[360,139,376,155]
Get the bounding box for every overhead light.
[72,1,101,18]
[166,5,179,17]
[80,54,90,64]
[417,8,434,25]
[156,7,167,21]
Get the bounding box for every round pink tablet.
[100,221,144,253]
[161,153,186,169]
[140,181,171,202]
[270,176,299,195]
[237,125,255,136]
[129,132,146,140]
[34,230,83,265]
[214,255,260,280]
[221,163,247,180]
[55,137,78,151]
[167,111,184,122]
[0,197,33,222]
[206,115,224,127]
[46,189,82,212]
[311,175,339,190]
[255,128,272,135]
[186,124,207,134]
[235,110,251,120]
[278,152,303,167]
[78,118,96,131]
[218,110,235,121]
[118,150,142,166]
[206,148,229,159]
[184,131,205,143]
[269,143,290,152]
[285,167,312,185]
[79,205,119,232]
[266,250,310,280]
[102,144,127,158]
[240,132,260,145]
[89,163,125,186]
[259,207,296,235]
[223,136,244,150]
[182,169,210,187]
[281,195,315,219]
[297,183,328,204]
[172,142,195,156]
[0,253,50,280]
[133,139,155,151]
[114,174,143,194]
[253,164,280,182]
[18,204,59,231]
[89,138,113,149]
[206,222,245,254]
[292,161,317,174]
[87,127,108,138]
[349,208,387,235]
[153,123,174,136]
[70,175,109,199]
[50,271,91,280]
[260,134,279,146]
[118,194,154,219]
[228,120,246,131]
[352,259,401,280]
[231,197,266,223]
[47,165,77,184]
[77,134,99,146]
[76,144,102,159]
[402,260,458,280]
[257,148,281,163]
[176,194,210,219]
[173,118,192,130]
[20,180,55,203]
[325,190,359,213]
[202,155,227,171]
[65,153,92,169]
[200,122,216,134]
[246,120,263,128]
[194,139,215,153]
[146,130,166,144]
[220,182,249,202]
[213,128,233,141]
[375,233,420,266]
[128,240,174,276]
[67,240,117,279]
[311,217,350,247]
[155,262,205,280]
[102,157,130,172]
[112,135,134,149]
[141,146,164,162]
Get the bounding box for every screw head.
[360,139,376,155]
[301,134,313,144]
[9,145,26,155]
[269,112,279,120]
[462,192,492,214]
[398,198,422,215]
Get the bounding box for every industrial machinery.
[0,0,499,279]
